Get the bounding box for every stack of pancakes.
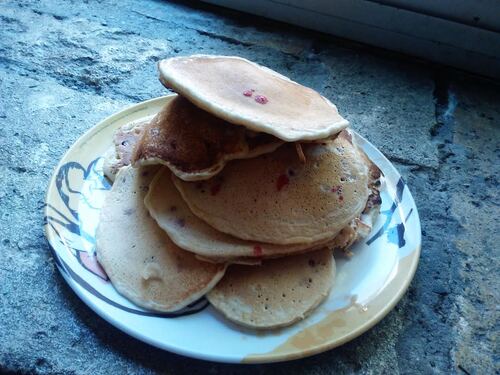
[97,55,382,329]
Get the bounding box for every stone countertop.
[0,1,498,374]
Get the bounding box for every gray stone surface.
[0,1,498,374]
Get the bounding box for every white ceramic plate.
[44,95,421,363]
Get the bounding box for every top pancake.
[132,95,282,181]
[158,55,349,142]
[173,130,371,245]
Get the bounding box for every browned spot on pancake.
[370,162,382,180]
[363,190,381,213]
[363,157,382,213]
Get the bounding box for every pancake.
[132,95,283,181]
[96,166,226,312]
[173,130,371,245]
[145,167,338,261]
[103,119,149,181]
[191,213,378,263]
[207,249,335,329]
[158,55,349,142]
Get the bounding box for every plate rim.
[44,95,421,364]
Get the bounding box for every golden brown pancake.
[173,130,371,245]
[145,167,341,261]
[95,166,226,312]
[132,95,282,181]
[207,249,335,329]
[158,55,349,141]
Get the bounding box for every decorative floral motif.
[45,158,110,280]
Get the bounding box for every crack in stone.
[30,7,67,21]
[387,155,437,171]
[404,70,465,373]
[131,10,169,23]
[458,364,472,375]
[431,70,457,142]
[427,70,493,373]
[193,28,254,47]
[7,166,28,174]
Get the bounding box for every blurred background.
[206,0,500,78]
